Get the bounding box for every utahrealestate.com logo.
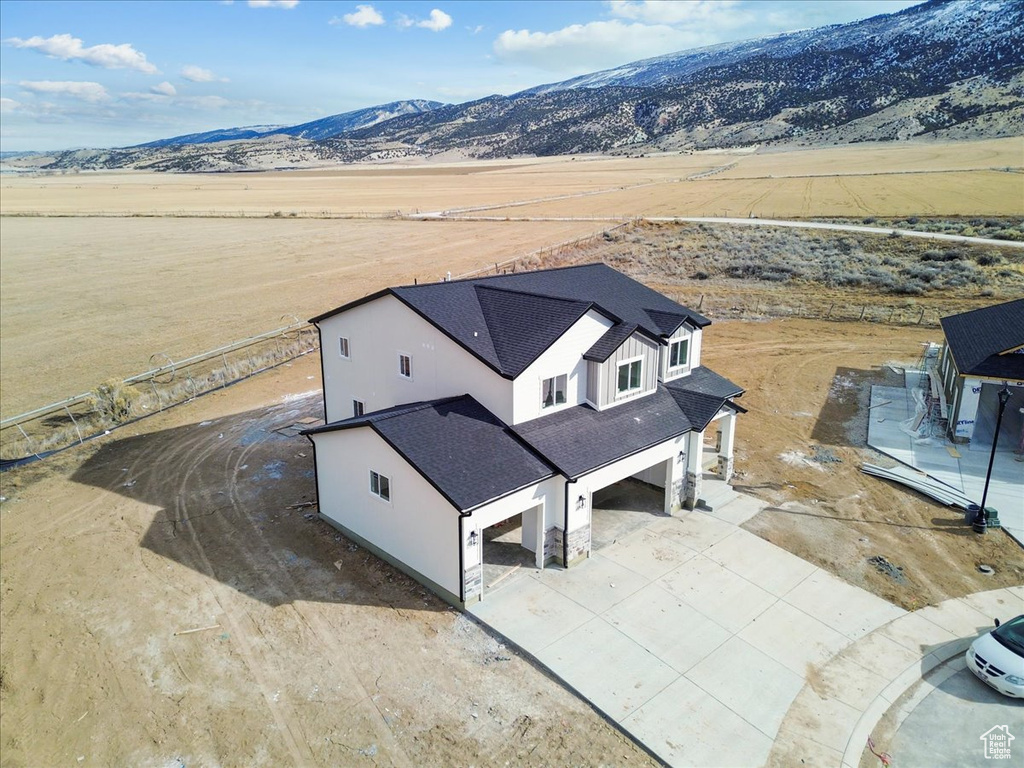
[980,725,1014,760]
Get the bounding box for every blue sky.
[0,0,922,152]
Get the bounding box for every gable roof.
[304,396,555,512]
[513,366,744,479]
[940,299,1024,378]
[310,263,711,379]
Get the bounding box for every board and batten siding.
[310,426,462,600]
[318,295,512,424]
[512,309,613,424]
[660,326,703,382]
[591,332,660,410]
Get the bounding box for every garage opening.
[481,505,543,593]
[971,384,1024,452]
[591,479,666,551]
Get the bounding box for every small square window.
[339,337,350,358]
[617,359,642,394]
[370,470,390,502]
[669,339,689,368]
[353,400,365,417]
[398,353,412,379]
[541,374,567,409]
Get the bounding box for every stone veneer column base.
[683,470,702,510]
[543,526,561,565]
[463,563,482,603]
[717,455,734,483]
[564,523,591,567]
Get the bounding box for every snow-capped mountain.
[27,0,1024,171]
[522,0,1020,94]
[134,100,446,149]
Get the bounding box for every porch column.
[684,429,704,510]
[663,449,685,515]
[717,410,736,482]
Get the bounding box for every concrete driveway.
[469,488,906,767]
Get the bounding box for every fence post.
[63,405,84,445]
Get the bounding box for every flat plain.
[2,137,1021,417]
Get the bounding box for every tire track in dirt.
[160,409,318,766]
[148,397,413,765]
[837,178,870,215]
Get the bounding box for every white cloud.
[19,80,110,102]
[150,81,177,96]
[247,0,299,8]
[418,9,452,32]
[607,0,741,24]
[335,4,385,27]
[395,8,452,31]
[468,24,485,35]
[494,20,695,72]
[181,65,227,83]
[1,97,21,113]
[5,33,158,74]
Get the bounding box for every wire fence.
[0,320,319,466]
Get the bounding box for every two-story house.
[303,263,745,607]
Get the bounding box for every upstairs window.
[370,470,391,502]
[353,400,365,417]
[542,374,567,409]
[398,353,412,379]
[669,339,689,369]
[339,337,350,358]
[617,358,643,394]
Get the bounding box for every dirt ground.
[0,356,655,768]
[2,317,1020,767]
[700,319,1024,610]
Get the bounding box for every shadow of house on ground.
[70,392,446,612]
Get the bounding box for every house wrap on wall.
[937,298,1024,447]
[303,264,745,608]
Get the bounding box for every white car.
[966,615,1024,699]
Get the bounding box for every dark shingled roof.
[940,299,1024,378]
[584,323,640,363]
[304,396,555,511]
[513,368,745,479]
[311,263,711,379]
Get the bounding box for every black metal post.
[973,386,1012,534]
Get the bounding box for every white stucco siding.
[462,476,564,566]
[310,427,460,595]
[318,295,512,423]
[578,434,688,500]
[512,310,613,424]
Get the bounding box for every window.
[353,400,365,417]
[369,470,391,502]
[398,353,412,379]
[669,339,689,369]
[339,337,350,358]
[617,358,643,394]
[541,374,567,409]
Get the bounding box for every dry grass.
[0,217,607,417]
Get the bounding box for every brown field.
[0,217,606,418]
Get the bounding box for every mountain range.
[22,0,1024,172]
